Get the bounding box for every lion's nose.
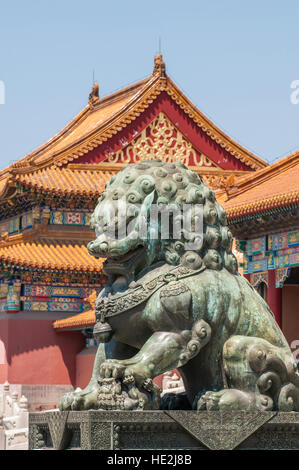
[87,240,109,258]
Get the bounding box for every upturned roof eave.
[226,151,299,200]
[0,63,269,181]
[0,74,159,178]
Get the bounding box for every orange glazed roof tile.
[14,167,115,196]
[0,239,104,271]
[53,309,96,330]
[221,151,299,219]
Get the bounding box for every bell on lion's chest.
[93,320,114,343]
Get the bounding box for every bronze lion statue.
[59,159,299,412]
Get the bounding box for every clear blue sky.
[1,0,299,168]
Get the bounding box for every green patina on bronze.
[59,159,299,412]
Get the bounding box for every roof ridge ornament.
[89,82,100,106]
[153,54,166,77]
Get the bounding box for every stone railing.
[0,381,28,450]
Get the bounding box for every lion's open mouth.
[103,245,147,280]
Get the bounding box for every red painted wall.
[268,270,282,327]
[0,318,85,385]
[282,285,299,349]
[76,346,96,389]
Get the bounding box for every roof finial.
[153,53,166,77]
[89,82,99,106]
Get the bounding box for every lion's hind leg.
[197,335,299,411]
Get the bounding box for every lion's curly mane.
[91,159,238,275]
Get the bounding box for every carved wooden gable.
[107,113,220,169]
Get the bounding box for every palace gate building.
[0,55,287,409]
[220,152,299,360]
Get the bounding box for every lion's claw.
[100,360,127,380]
[123,374,135,385]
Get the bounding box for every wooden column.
[4,280,21,313]
[267,269,282,328]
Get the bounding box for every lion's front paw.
[59,392,74,411]
[99,359,143,386]
[59,387,99,411]
[96,375,161,411]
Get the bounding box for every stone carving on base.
[58,159,299,414]
[29,410,299,450]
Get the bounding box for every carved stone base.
[29,410,299,450]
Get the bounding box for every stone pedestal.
[29,410,299,450]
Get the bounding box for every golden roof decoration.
[107,112,220,167]
[89,82,100,106]
[153,54,166,77]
